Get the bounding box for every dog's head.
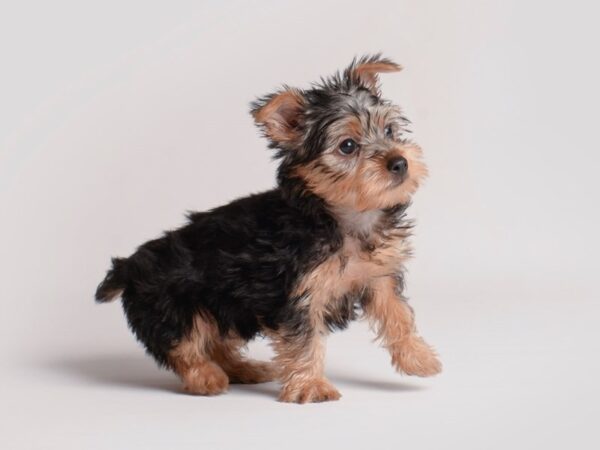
[251,54,427,212]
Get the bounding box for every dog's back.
[95,188,338,366]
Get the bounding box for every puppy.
[96,54,441,403]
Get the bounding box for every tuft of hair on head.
[313,53,401,95]
[344,53,402,96]
[250,86,306,152]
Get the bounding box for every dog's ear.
[251,87,306,147]
[345,54,402,95]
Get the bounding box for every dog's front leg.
[271,326,341,404]
[364,276,442,376]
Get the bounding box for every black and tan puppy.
[96,55,441,403]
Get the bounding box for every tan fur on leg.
[278,377,341,403]
[174,360,229,395]
[364,276,441,376]
[169,315,229,395]
[211,339,275,384]
[271,331,341,404]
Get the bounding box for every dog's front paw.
[278,378,341,404]
[392,336,442,377]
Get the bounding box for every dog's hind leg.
[210,338,275,384]
[169,315,229,395]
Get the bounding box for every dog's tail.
[95,257,129,303]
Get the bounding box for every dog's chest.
[333,234,410,295]
[294,230,411,320]
[322,209,411,293]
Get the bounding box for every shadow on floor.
[43,353,280,398]
[329,372,425,392]
[44,353,181,393]
[43,353,424,397]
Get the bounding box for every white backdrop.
[1,1,599,449]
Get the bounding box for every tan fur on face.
[296,144,427,211]
[363,276,441,377]
[328,115,363,141]
[295,106,427,211]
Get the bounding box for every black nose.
[387,156,408,175]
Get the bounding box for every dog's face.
[252,55,427,211]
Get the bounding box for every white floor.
[3,279,599,450]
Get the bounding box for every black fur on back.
[96,188,347,366]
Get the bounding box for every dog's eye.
[384,125,394,138]
[339,139,359,155]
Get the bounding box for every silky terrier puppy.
[96,54,441,403]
